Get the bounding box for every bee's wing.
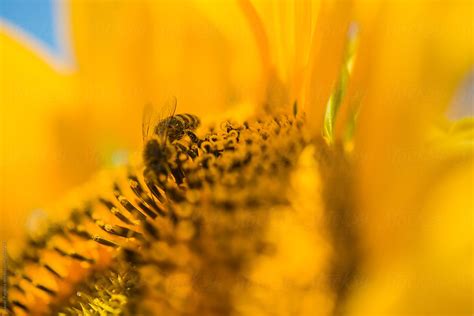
[142,103,154,142]
[142,96,177,143]
[154,96,177,142]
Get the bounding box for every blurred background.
[1,1,473,315]
[0,0,265,243]
[1,0,473,259]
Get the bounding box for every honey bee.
[155,113,201,143]
[142,97,201,186]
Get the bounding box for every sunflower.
[1,0,472,315]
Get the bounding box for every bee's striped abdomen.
[154,113,200,143]
[174,113,200,131]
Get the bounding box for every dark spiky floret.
[2,110,310,315]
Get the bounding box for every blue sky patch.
[0,0,70,65]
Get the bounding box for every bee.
[142,97,201,186]
[155,112,201,143]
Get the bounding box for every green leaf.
[322,24,358,144]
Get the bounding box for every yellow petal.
[69,0,152,149]
[0,30,76,241]
[147,0,261,120]
[194,0,328,113]
[348,0,474,312]
[347,158,474,315]
[354,0,473,259]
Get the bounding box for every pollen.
[2,108,332,316]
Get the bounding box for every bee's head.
[143,138,175,185]
[143,139,173,164]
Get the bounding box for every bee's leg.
[171,168,185,185]
[175,142,188,152]
[143,168,166,202]
[186,130,202,146]
[157,171,170,188]
[187,147,198,159]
